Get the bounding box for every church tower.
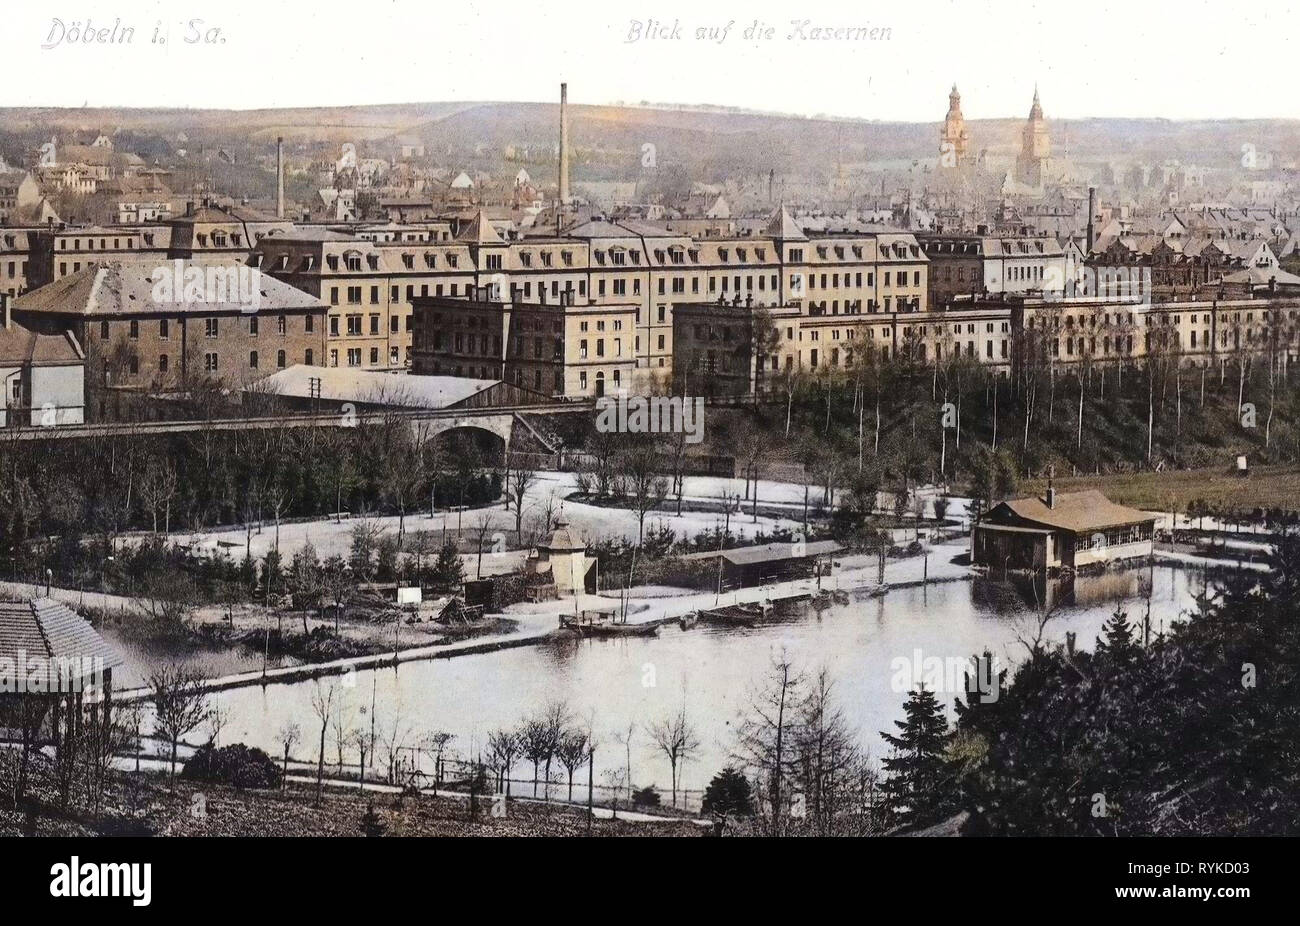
[940,84,970,165]
[1016,86,1051,187]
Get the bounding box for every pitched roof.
[764,206,807,241]
[246,364,500,409]
[455,209,504,245]
[14,258,324,316]
[681,540,841,565]
[991,490,1157,532]
[539,519,586,552]
[0,598,123,679]
[0,320,83,365]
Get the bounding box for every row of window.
[110,348,307,376]
[98,315,311,340]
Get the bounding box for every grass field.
[1022,464,1300,513]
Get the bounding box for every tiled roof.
[14,258,325,316]
[0,321,82,365]
[992,490,1157,532]
[0,598,123,671]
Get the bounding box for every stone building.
[13,257,326,419]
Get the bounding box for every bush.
[631,785,661,808]
[181,743,282,790]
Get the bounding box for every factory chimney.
[1086,186,1096,254]
[276,136,285,219]
[558,83,570,222]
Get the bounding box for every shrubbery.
[181,743,282,790]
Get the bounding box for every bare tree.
[149,665,211,780]
[507,459,537,536]
[473,510,495,579]
[276,721,301,791]
[647,704,700,809]
[486,728,522,796]
[347,728,370,792]
[309,680,338,805]
[612,722,636,801]
[330,698,354,770]
[555,729,590,803]
[621,441,669,547]
[206,703,230,748]
[733,651,804,834]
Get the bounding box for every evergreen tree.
[432,540,465,591]
[880,686,953,828]
[701,766,754,817]
[1095,607,1140,663]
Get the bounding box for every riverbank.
[0,750,702,837]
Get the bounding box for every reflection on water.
[101,626,301,688]
[197,565,1208,798]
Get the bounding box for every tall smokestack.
[1086,186,1096,254]
[276,136,285,219]
[558,83,570,212]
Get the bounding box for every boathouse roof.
[987,490,1157,533]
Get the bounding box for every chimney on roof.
[276,136,285,220]
[1046,466,1056,509]
[185,200,195,217]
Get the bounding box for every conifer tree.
[880,685,952,828]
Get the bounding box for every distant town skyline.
[3,0,1299,122]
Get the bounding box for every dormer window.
[345,253,363,272]
[736,248,747,262]
[326,255,339,271]
[402,254,414,269]
[368,255,380,270]
[718,248,729,261]
[520,252,532,267]
[561,250,573,266]
[424,253,436,268]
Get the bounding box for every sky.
[1,0,1295,122]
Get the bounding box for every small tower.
[940,84,970,164]
[1016,85,1051,187]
